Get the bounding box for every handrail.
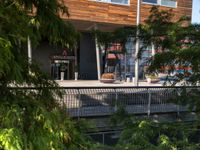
[7,86,198,117]
[6,86,200,90]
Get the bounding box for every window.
[142,0,177,7]
[111,0,129,4]
[143,0,157,4]
[94,0,129,5]
[161,0,176,7]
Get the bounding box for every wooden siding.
[62,0,192,27]
[140,0,192,23]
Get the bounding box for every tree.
[0,1,93,149]
[141,6,200,86]
[111,7,200,150]
[115,116,200,150]
[94,27,136,74]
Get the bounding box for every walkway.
[58,86,190,117]
[56,80,162,87]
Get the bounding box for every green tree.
[94,27,136,74]
[0,1,93,150]
[141,6,199,86]
[115,117,200,150]
[113,6,200,150]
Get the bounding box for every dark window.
[142,0,157,4]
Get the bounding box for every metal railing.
[61,86,195,117]
[7,86,198,118]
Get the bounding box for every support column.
[151,42,155,57]
[27,36,32,64]
[135,37,140,86]
[74,46,78,80]
[27,36,32,74]
[95,25,101,80]
[134,0,141,86]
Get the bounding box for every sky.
[192,0,200,23]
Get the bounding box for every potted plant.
[145,73,160,83]
[100,73,115,83]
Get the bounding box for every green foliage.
[93,27,137,73]
[110,106,132,127]
[0,0,79,84]
[142,7,200,126]
[0,38,13,79]
[114,115,200,150]
[0,102,95,150]
[1,2,200,149]
[0,0,94,150]
[0,128,23,150]
[94,27,137,53]
[141,6,200,86]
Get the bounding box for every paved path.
[56,80,163,87]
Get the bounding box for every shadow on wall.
[32,41,64,75]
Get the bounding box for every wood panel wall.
[62,0,192,27]
[140,0,192,23]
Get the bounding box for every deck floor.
[56,80,163,87]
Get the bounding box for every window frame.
[92,0,130,6]
[142,0,177,8]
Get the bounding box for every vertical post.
[177,88,181,116]
[102,133,105,145]
[62,90,65,110]
[75,47,78,68]
[134,0,141,86]
[147,88,151,116]
[27,36,32,65]
[125,53,127,75]
[95,25,101,80]
[151,42,155,57]
[77,89,81,120]
[74,46,78,80]
[114,88,118,112]
[151,30,155,58]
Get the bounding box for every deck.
[59,85,190,117]
[56,80,162,87]
[10,80,194,118]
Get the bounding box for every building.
[33,0,192,80]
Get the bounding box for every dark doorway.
[79,32,97,80]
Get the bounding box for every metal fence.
[8,86,197,118]
[62,86,193,117]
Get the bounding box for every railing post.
[77,89,81,119]
[147,88,151,117]
[102,133,105,145]
[114,88,118,112]
[62,89,65,110]
[177,88,181,117]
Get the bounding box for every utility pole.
[134,0,141,86]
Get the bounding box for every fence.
[8,86,196,118]
[62,86,192,117]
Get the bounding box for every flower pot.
[100,79,115,83]
[147,78,151,83]
[75,72,78,81]
[60,72,65,81]
[126,77,131,82]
